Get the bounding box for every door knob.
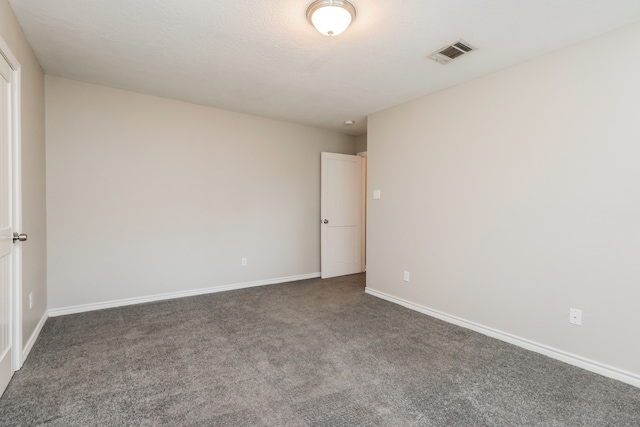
[13,232,27,242]
[322,219,329,224]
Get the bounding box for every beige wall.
[355,134,367,153]
[0,0,47,348]
[46,76,356,309]
[367,22,640,378]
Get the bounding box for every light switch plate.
[569,308,582,326]
[373,190,381,200]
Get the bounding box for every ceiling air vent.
[427,40,477,64]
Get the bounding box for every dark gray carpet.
[1,274,639,426]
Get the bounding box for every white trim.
[360,155,367,273]
[0,37,20,69]
[21,310,47,365]
[49,273,321,317]
[10,65,21,372]
[365,287,640,389]
[357,151,367,157]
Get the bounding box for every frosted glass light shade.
[307,0,356,37]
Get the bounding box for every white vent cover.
[427,40,477,64]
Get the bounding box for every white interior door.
[0,51,13,397]
[321,152,362,278]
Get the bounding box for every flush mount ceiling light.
[307,0,356,37]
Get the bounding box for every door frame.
[0,36,23,372]
[357,151,367,273]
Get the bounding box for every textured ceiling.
[8,0,640,135]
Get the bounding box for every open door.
[0,37,22,398]
[320,152,362,278]
[0,45,14,397]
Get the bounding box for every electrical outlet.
[241,257,248,267]
[569,308,582,326]
[29,293,33,309]
[403,271,410,282]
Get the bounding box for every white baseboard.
[21,310,48,366]
[48,273,321,317]
[365,287,640,389]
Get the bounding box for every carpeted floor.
[1,273,639,426]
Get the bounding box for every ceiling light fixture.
[307,0,356,37]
